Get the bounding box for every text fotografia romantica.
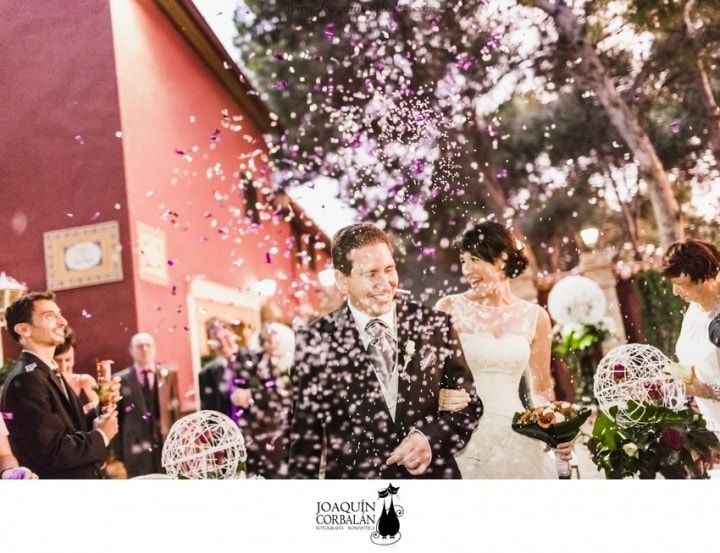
[315,501,376,530]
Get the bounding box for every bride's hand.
[438,389,470,412]
[554,441,574,461]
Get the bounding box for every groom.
[288,223,483,478]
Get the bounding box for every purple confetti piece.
[265,252,272,263]
[167,259,175,266]
[210,128,221,141]
[456,57,473,71]
[274,80,289,90]
[4,468,27,480]
[174,148,186,155]
[171,285,177,296]
[74,134,85,145]
[496,168,508,179]
[670,120,680,134]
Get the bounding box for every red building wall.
[1,0,329,412]
[110,0,305,408]
[0,0,138,369]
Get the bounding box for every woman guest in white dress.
[435,222,571,478]
[663,240,720,431]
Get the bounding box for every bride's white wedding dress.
[436,294,555,479]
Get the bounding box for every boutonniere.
[159,367,169,381]
[402,340,416,373]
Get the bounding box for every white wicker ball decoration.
[161,410,246,479]
[594,344,686,427]
[547,275,607,326]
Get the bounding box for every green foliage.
[553,325,608,404]
[553,324,609,355]
[588,402,720,479]
[632,269,686,357]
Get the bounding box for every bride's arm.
[529,307,573,460]
[528,307,554,404]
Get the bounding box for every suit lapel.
[22,352,82,428]
[394,300,420,426]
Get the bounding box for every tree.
[520,0,684,248]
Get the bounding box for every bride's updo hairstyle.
[456,221,529,279]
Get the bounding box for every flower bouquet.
[512,401,591,478]
[588,401,720,479]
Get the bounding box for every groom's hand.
[386,432,432,475]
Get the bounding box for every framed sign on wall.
[136,220,169,286]
[44,221,123,291]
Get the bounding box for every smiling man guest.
[0,291,119,478]
[288,223,483,478]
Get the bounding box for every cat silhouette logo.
[370,483,404,545]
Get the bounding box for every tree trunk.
[683,0,720,161]
[524,0,684,248]
[605,168,642,256]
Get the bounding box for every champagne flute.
[96,360,115,413]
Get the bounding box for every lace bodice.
[435,294,541,416]
[436,294,539,339]
[435,293,554,478]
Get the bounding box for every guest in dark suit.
[0,291,119,479]
[113,332,179,478]
[198,319,245,419]
[288,224,483,479]
[232,322,294,478]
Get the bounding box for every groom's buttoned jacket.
[1,352,106,479]
[288,299,483,479]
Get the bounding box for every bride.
[435,222,571,478]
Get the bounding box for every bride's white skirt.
[456,412,556,479]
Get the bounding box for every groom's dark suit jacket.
[288,300,483,479]
[0,351,106,478]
